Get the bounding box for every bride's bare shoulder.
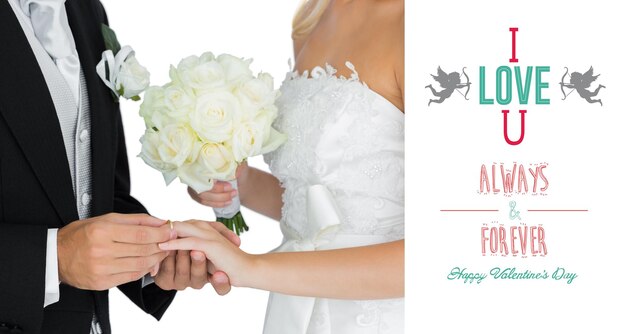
[372,0,403,17]
[370,0,404,108]
[372,0,404,30]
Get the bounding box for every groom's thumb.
[210,271,232,296]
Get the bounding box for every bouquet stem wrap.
[213,180,248,235]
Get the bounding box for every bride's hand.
[158,220,253,287]
[188,163,249,208]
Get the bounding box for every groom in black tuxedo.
[0,1,232,333]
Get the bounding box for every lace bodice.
[262,62,404,334]
[265,63,405,243]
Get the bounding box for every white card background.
[409,0,626,332]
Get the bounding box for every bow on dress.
[263,184,341,334]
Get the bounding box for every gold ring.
[167,220,174,230]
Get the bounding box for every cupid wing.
[582,66,600,85]
[431,66,448,85]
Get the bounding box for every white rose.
[217,54,253,86]
[180,60,226,91]
[170,53,216,85]
[157,124,197,167]
[116,55,150,100]
[253,99,285,156]
[176,55,200,76]
[199,52,216,63]
[260,127,287,155]
[169,55,198,85]
[177,158,214,193]
[153,112,180,132]
[138,130,177,184]
[260,104,279,121]
[139,86,174,130]
[229,121,263,162]
[190,91,239,143]
[198,143,237,180]
[178,143,237,192]
[252,110,275,143]
[251,111,286,154]
[96,46,150,101]
[237,77,277,112]
[164,84,196,119]
[168,65,182,85]
[257,72,275,91]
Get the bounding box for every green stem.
[216,211,249,236]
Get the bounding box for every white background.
[102,1,298,333]
[411,0,626,333]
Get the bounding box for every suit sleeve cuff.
[44,228,60,307]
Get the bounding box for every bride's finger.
[187,220,240,246]
[187,187,204,205]
[235,161,248,179]
[210,181,233,193]
[208,221,241,247]
[172,220,240,248]
[200,199,234,208]
[170,221,215,239]
[198,190,235,202]
[158,236,207,253]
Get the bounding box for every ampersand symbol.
[509,201,521,220]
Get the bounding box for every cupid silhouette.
[425,66,471,106]
[559,66,605,106]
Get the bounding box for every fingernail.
[191,253,204,261]
[224,184,232,191]
[231,190,238,198]
[226,201,233,206]
[159,242,169,250]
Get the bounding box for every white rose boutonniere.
[96,24,150,101]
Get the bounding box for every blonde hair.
[292,0,331,40]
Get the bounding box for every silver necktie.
[20,0,81,105]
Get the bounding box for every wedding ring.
[167,220,174,230]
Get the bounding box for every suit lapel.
[0,1,79,224]
[66,0,117,216]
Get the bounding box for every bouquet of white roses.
[138,52,286,234]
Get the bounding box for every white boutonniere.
[96,24,150,102]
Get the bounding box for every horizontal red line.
[527,209,588,212]
[440,210,499,212]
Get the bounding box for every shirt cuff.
[44,229,60,307]
[142,275,155,288]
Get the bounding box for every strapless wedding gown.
[263,62,404,334]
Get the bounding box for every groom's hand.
[153,250,222,292]
[57,213,172,290]
[154,220,240,295]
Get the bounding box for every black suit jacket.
[0,1,175,333]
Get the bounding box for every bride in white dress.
[161,0,404,332]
